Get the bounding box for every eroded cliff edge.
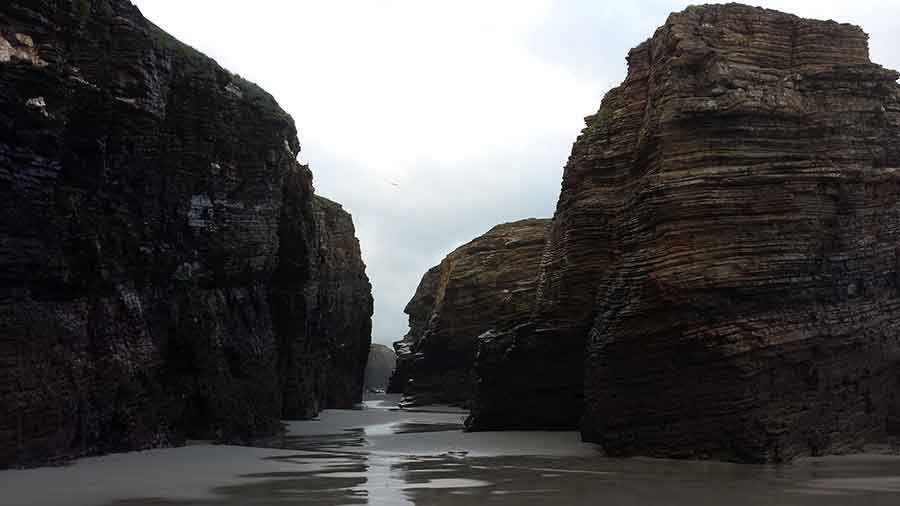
[388,219,548,406]
[0,0,372,467]
[469,4,900,462]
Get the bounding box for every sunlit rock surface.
[0,0,371,467]
[469,4,900,462]
[389,219,548,406]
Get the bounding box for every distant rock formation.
[388,219,549,406]
[0,0,371,468]
[365,344,397,391]
[468,3,900,462]
[387,265,441,396]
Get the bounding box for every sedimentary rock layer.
[389,219,548,406]
[0,0,371,467]
[470,3,900,462]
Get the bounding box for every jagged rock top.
[659,4,873,68]
[1,0,295,127]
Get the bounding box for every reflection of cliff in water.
[10,396,900,506]
[91,408,900,506]
[101,451,900,506]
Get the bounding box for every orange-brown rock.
[388,219,548,406]
[469,4,900,462]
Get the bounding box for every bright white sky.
[132,0,900,345]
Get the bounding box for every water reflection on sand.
[5,395,900,505]
[99,450,900,505]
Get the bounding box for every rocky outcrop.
[275,195,373,418]
[389,219,549,406]
[0,0,371,468]
[387,265,441,395]
[309,196,373,408]
[469,4,900,462]
[364,344,397,391]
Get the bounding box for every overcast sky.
[132,0,900,345]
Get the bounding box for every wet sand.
[3,394,900,505]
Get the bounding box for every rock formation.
[387,265,441,395]
[0,0,371,468]
[275,195,373,418]
[309,197,373,408]
[468,4,900,462]
[364,344,397,391]
[389,219,549,406]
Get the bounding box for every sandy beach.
[3,395,900,505]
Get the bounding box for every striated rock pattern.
[470,3,900,462]
[0,0,371,468]
[389,219,549,406]
[364,344,397,391]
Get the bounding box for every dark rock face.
[274,194,373,418]
[389,219,548,406]
[364,344,397,391]
[387,265,441,395]
[470,4,900,462]
[309,196,373,409]
[0,0,371,468]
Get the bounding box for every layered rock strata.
[389,219,548,406]
[0,0,371,468]
[469,4,900,462]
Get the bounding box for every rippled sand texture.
[3,395,900,505]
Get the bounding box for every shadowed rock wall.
[387,265,441,395]
[365,344,397,391]
[0,0,371,467]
